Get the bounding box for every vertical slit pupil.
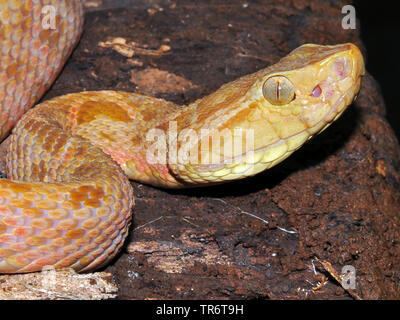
[276,80,281,100]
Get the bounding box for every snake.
[0,0,365,274]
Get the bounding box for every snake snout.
[330,43,365,96]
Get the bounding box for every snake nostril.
[311,84,322,97]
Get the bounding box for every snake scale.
[0,1,365,273]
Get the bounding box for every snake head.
[257,43,365,135]
[170,43,365,185]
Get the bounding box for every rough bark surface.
[0,268,117,300]
[1,0,399,299]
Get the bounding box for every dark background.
[354,1,400,141]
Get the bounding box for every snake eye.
[262,75,295,106]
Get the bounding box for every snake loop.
[0,1,364,273]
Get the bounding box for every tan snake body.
[0,1,365,273]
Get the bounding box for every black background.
[354,1,400,141]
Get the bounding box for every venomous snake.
[0,1,365,273]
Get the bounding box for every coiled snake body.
[0,1,365,273]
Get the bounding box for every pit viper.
[0,0,365,273]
